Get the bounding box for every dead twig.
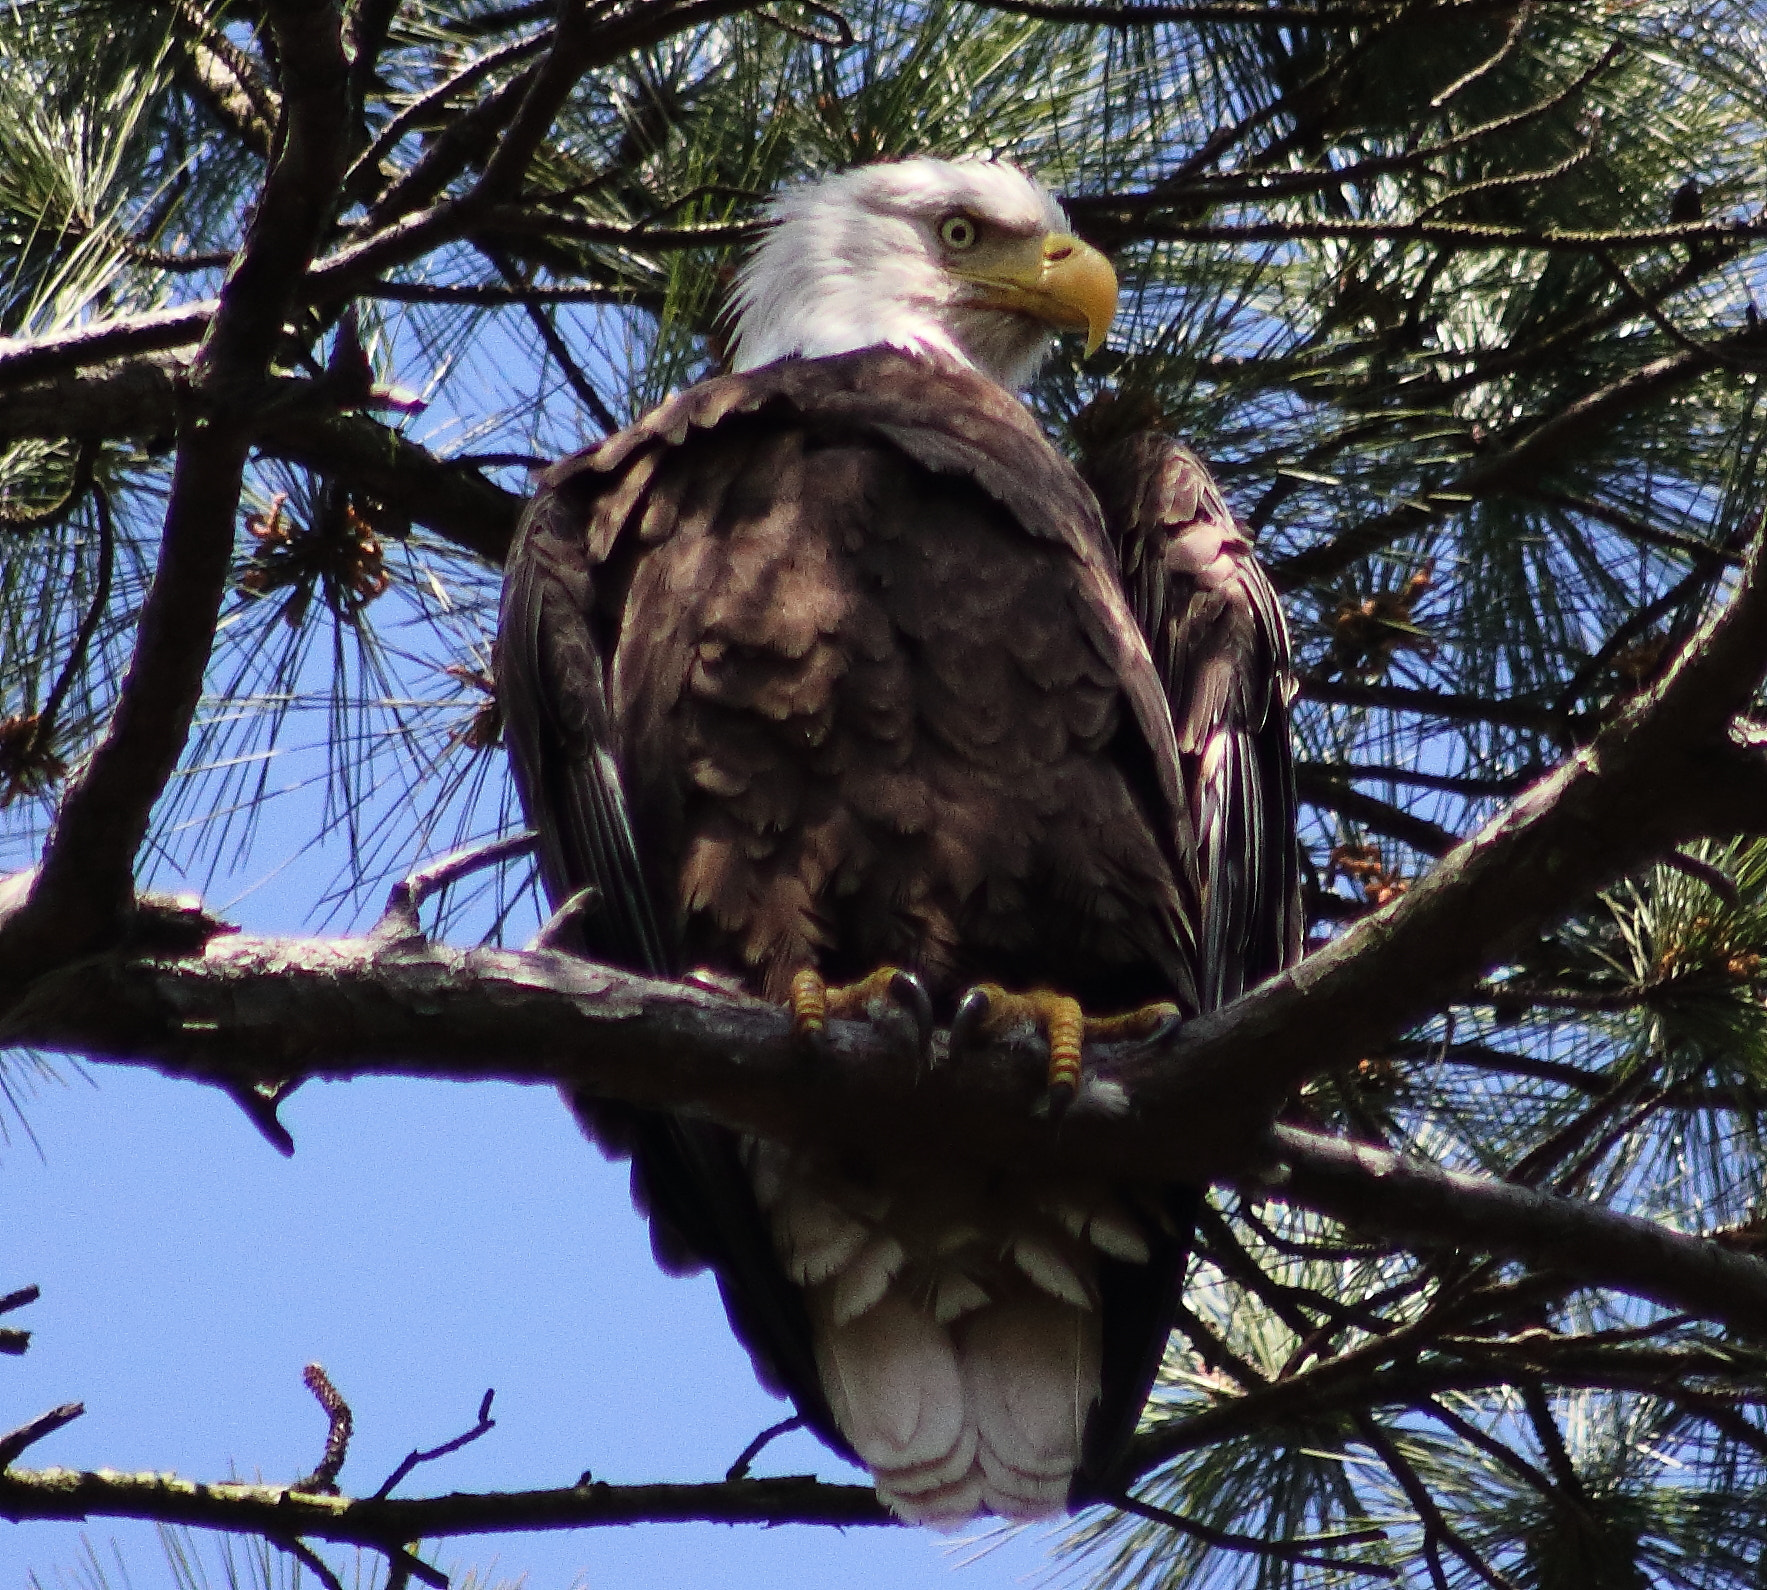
[726,1415,804,1480]
[0,1404,85,1469]
[375,1389,497,1498]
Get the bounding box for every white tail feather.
[932,1271,990,1324]
[1011,1234,1094,1308]
[746,1138,1141,1525]
[815,1291,970,1472]
[1087,1208,1150,1263]
[962,1291,1097,1517]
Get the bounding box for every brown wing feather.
[1084,431,1303,1010]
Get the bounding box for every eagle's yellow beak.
[957,233,1118,356]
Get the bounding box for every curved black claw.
[1141,1010,1183,1048]
[947,984,995,1067]
[888,969,935,1061]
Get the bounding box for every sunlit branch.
[0,1468,890,1540]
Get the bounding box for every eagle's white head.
[726,157,1118,391]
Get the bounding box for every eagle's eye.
[937,213,979,250]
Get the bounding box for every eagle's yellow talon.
[789,965,931,1055]
[948,987,1181,1109]
[790,968,829,1044]
[1082,1001,1182,1044]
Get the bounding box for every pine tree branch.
[0,357,522,571]
[0,0,351,985]
[1298,675,1565,734]
[1293,769,1459,857]
[0,1467,889,1538]
[1267,1126,1767,1338]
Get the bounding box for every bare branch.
[0,1406,85,1469]
[0,1466,889,1537]
[375,1390,496,1499]
[0,1285,41,1316]
[725,1415,803,1481]
[295,1365,355,1495]
[377,833,537,942]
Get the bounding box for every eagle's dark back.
[498,347,1299,1520]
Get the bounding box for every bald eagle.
[498,158,1300,1524]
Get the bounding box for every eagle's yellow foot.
[789,966,934,1059]
[948,985,1181,1112]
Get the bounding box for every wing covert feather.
[1083,431,1303,1011]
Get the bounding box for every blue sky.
[5,1057,1078,1589]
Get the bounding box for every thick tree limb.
[0,304,217,388]
[0,1468,888,1539]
